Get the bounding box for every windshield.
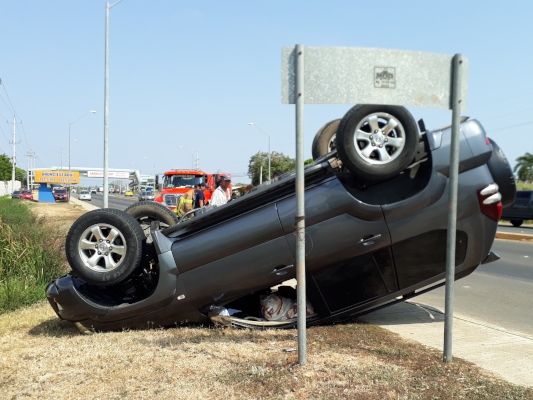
[163,174,204,189]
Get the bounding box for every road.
[497,222,533,235]
[88,192,137,211]
[415,238,533,336]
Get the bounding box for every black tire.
[336,104,419,181]
[66,209,146,287]
[311,119,340,160]
[486,138,516,208]
[124,201,179,241]
[510,220,523,227]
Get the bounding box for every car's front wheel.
[66,209,146,287]
[336,104,419,181]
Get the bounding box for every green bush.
[0,197,66,313]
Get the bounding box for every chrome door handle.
[358,234,382,246]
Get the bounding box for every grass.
[0,198,531,399]
[0,197,69,313]
[1,303,532,399]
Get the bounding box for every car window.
[55,190,67,194]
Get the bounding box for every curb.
[69,196,99,211]
[495,232,533,242]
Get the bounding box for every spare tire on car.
[124,201,179,241]
[486,138,516,208]
[65,209,147,287]
[336,104,419,181]
[311,119,340,160]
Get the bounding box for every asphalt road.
[86,192,137,211]
[415,238,533,336]
[497,222,533,235]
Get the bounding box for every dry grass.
[1,202,531,399]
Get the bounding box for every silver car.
[138,190,155,202]
[78,190,92,201]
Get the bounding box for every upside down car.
[46,104,516,332]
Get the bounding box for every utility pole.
[10,116,16,193]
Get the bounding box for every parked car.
[19,190,34,200]
[53,188,69,202]
[501,190,533,227]
[138,190,155,202]
[78,190,92,201]
[46,104,515,332]
[11,190,21,199]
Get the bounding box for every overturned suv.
[47,104,516,332]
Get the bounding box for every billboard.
[87,171,130,179]
[34,170,80,184]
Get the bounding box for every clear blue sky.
[1,1,532,186]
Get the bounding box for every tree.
[514,152,533,182]
[0,154,27,184]
[247,151,296,186]
[0,154,13,181]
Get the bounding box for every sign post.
[282,46,468,365]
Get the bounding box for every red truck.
[154,169,230,211]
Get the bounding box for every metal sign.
[87,171,130,179]
[34,170,79,184]
[282,46,468,110]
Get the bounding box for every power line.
[488,121,533,132]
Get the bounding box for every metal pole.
[103,0,123,207]
[11,116,16,193]
[268,135,271,181]
[295,44,306,366]
[103,2,110,208]
[443,54,464,363]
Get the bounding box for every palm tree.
[514,152,533,182]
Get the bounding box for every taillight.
[477,183,502,221]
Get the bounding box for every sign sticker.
[374,67,396,89]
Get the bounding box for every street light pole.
[249,122,271,181]
[103,0,124,208]
[69,110,96,172]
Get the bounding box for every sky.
[1,0,532,186]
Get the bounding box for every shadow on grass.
[28,318,80,337]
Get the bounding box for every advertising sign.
[34,170,79,184]
[87,171,130,179]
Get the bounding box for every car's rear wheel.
[510,220,523,227]
[312,119,340,160]
[66,209,146,287]
[486,138,516,208]
[336,104,419,181]
[124,201,179,241]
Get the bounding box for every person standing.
[195,183,206,208]
[210,175,231,207]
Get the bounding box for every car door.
[174,204,296,310]
[276,178,396,315]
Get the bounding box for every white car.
[78,190,92,201]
